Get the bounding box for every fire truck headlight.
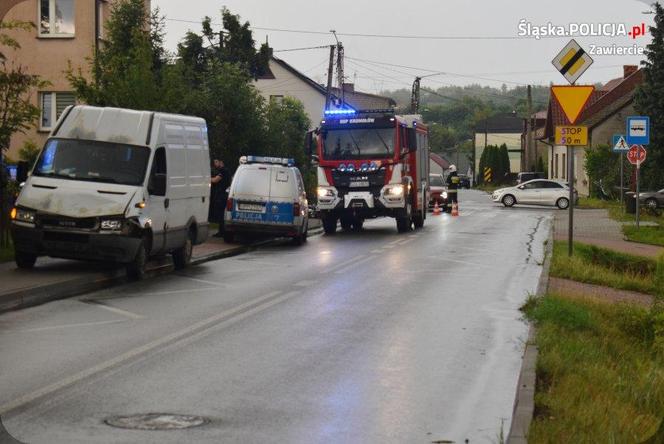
[338,164,347,172]
[386,185,404,196]
[317,187,335,198]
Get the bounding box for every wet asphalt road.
[0,190,552,444]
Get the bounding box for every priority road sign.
[626,116,650,145]
[555,125,588,146]
[627,145,647,166]
[612,135,629,153]
[552,39,594,85]
[551,85,595,125]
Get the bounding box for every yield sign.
[551,85,595,125]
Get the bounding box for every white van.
[224,156,308,245]
[10,105,211,279]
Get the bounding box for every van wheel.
[341,216,353,231]
[322,215,337,235]
[126,241,147,281]
[352,218,363,232]
[15,251,37,269]
[172,231,194,270]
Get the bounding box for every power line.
[273,45,331,53]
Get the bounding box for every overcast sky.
[153,0,655,94]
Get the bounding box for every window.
[148,148,167,196]
[523,181,544,189]
[40,92,75,130]
[40,0,75,36]
[554,154,559,178]
[543,181,563,189]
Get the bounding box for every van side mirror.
[149,173,167,196]
[311,155,319,167]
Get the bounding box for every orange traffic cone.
[433,201,442,216]
[451,202,459,216]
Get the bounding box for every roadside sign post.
[626,117,650,230]
[627,144,647,229]
[551,40,594,257]
[612,134,629,208]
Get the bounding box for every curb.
[0,227,324,315]
[507,217,554,444]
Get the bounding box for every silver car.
[639,188,664,210]
[492,179,577,209]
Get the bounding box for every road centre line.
[174,275,226,287]
[0,289,287,416]
[334,255,375,274]
[326,254,369,273]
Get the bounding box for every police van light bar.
[240,155,295,166]
[324,109,357,116]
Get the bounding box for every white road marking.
[384,245,396,249]
[7,320,127,334]
[134,287,218,297]
[326,255,368,273]
[370,249,384,254]
[85,302,144,320]
[334,255,375,274]
[294,280,317,287]
[175,275,225,287]
[0,290,288,416]
[437,258,493,268]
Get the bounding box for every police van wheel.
[126,241,147,281]
[322,216,337,235]
[15,251,37,269]
[172,231,193,270]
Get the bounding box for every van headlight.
[385,184,404,196]
[12,208,36,224]
[317,187,335,198]
[100,219,123,231]
[442,191,448,199]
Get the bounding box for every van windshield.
[33,138,151,186]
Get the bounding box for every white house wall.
[255,60,327,129]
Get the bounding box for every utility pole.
[330,30,344,108]
[411,77,421,113]
[324,45,335,111]
[526,85,533,171]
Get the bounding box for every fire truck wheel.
[396,202,412,233]
[322,216,337,234]
[413,212,424,229]
[352,219,363,231]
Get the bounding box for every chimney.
[342,83,355,93]
[624,65,638,78]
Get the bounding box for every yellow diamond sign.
[552,39,594,84]
[551,85,595,125]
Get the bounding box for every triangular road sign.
[614,136,629,151]
[551,85,595,125]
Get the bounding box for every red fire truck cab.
[309,109,430,234]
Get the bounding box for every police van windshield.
[430,176,445,187]
[33,138,151,186]
[322,128,395,160]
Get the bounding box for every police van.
[224,156,309,245]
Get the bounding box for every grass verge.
[624,225,664,247]
[575,197,620,210]
[550,241,661,296]
[523,293,664,442]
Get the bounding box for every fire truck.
[308,108,430,234]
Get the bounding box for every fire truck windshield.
[322,128,395,160]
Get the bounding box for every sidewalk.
[0,219,322,314]
[554,209,663,258]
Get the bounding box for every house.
[255,55,396,129]
[540,65,643,197]
[521,110,548,172]
[2,0,132,161]
[474,113,524,177]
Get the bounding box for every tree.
[0,20,48,247]
[635,2,664,189]
[67,0,170,111]
[585,144,629,199]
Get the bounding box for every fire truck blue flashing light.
[324,109,357,116]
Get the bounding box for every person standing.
[209,159,224,237]
[446,164,460,205]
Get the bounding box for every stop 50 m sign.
[627,145,647,166]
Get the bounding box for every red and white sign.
[627,145,647,166]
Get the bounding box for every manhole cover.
[104,413,208,430]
